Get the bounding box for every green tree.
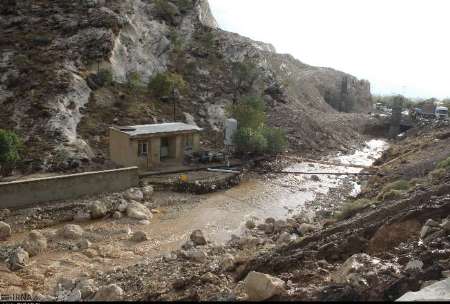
[148,72,187,99]
[231,61,259,103]
[126,71,142,90]
[233,128,268,154]
[0,130,21,176]
[154,0,179,25]
[227,96,287,155]
[227,95,266,130]
[262,127,288,154]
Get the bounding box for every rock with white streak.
[126,201,153,220]
[244,271,286,301]
[0,221,11,240]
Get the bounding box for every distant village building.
[109,123,202,170]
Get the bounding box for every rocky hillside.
[0,0,373,172]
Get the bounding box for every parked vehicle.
[435,106,449,120]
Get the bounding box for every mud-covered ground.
[1,125,449,301]
[0,139,391,301]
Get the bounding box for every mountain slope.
[0,0,374,172]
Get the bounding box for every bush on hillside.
[148,72,187,100]
[228,95,287,155]
[0,129,21,177]
[262,127,288,154]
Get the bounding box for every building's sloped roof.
[113,123,202,137]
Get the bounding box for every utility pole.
[172,87,180,122]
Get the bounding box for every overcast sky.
[209,0,450,99]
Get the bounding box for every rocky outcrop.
[0,0,373,172]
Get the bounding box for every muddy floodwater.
[143,139,389,249]
[1,140,388,295]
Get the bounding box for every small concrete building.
[109,123,202,171]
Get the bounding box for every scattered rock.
[190,230,207,246]
[441,219,450,232]
[63,289,82,302]
[420,225,433,239]
[126,201,153,220]
[405,259,424,272]
[182,249,207,263]
[162,252,178,262]
[141,185,154,200]
[90,201,107,219]
[73,210,91,222]
[298,223,315,235]
[265,218,276,224]
[117,199,128,212]
[131,231,148,242]
[22,230,47,256]
[264,223,275,235]
[244,271,286,301]
[75,278,97,299]
[274,220,287,233]
[8,247,29,271]
[222,253,236,271]
[245,220,256,230]
[238,236,260,248]
[277,232,291,244]
[311,175,320,182]
[59,224,84,239]
[124,188,144,202]
[77,239,92,250]
[425,219,440,227]
[0,221,11,240]
[113,211,122,220]
[182,240,195,250]
[201,272,220,285]
[93,284,124,301]
[138,220,150,225]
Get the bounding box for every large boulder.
[0,221,11,240]
[244,271,286,301]
[124,188,144,202]
[298,223,315,235]
[222,254,236,271]
[397,278,450,301]
[190,230,207,246]
[93,284,124,301]
[141,185,154,200]
[130,231,148,242]
[59,224,84,239]
[8,247,30,271]
[22,230,47,256]
[126,201,153,220]
[90,201,108,219]
[181,249,207,263]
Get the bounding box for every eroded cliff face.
[0,0,373,172]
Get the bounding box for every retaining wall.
[0,167,139,209]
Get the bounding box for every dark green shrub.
[126,71,142,90]
[335,198,374,221]
[227,95,266,130]
[154,0,179,24]
[262,127,288,154]
[0,129,21,176]
[148,72,187,99]
[228,95,287,155]
[172,0,193,13]
[437,156,450,170]
[233,128,268,154]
